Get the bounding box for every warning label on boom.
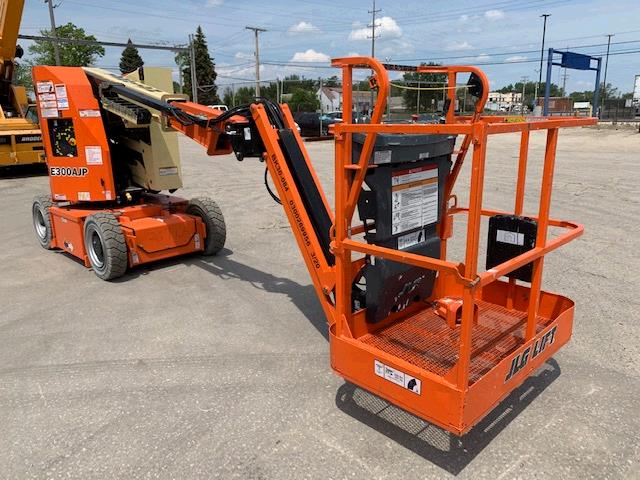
[391,165,438,235]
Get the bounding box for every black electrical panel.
[486,215,538,282]
[48,118,77,157]
[352,133,455,323]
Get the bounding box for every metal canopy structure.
[544,48,602,116]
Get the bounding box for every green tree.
[280,75,316,95]
[178,26,219,104]
[323,75,340,87]
[288,88,319,112]
[28,22,105,66]
[12,60,33,90]
[399,62,446,112]
[497,81,562,105]
[119,39,144,74]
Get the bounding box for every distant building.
[535,97,573,114]
[573,101,592,116]
[486,91,523,111]
[317,87,342,112]
[316,87,402,114]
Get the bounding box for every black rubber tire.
[83,212,128,280]
[32,195,54,249]
[186,197,226,256]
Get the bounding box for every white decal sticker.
[85,146,103,165]
[496,229,524,246]
[391,165,439,235]
[39,100,57,109]
[77,191,91,201]
[41,108,59,118]
[36,81,54,93]
[54,84,68,99]
[397,229,426,250]
[373,149,392,164]
[38,93,56,101]
[54,193,67,201]
[79,109,101,118]
[56,99,69,110]
[104,190,112,201]
[374,360,421,395]
[159,166,178,176]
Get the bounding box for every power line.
[18,34,188,52]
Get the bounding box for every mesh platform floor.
[359,300,550,384]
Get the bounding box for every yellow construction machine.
[0,0,44,167]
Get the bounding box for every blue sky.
[19,0,640,94]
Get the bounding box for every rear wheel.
[32,195,54,249]
[83,212,128,280]
[186,197,226,256]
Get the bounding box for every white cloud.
[505,55,527,63]
[290,49,330,63]
[475,53,491,62]
[234,52,253,60]
[484,9,505,20]
[288,21,319,34]
[459,14,470,22]
[444,41,473,51]
[349,16,402,41]
[206,0,223,6]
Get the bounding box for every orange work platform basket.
[319,57,596,435]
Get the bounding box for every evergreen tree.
[177,26,219,104]
[119,39,144,74]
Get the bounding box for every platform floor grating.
[359,300,551,384]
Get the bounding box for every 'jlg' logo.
[504,326,557,382]
[50,167,88,177]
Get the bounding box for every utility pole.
[189,34,198,103]
[521,76,529,114]
[537,14,551,103]
[45,0,61,66]
[367,0,381,114]
[246,26,267,97]
[602,34,614,106]
[561,71,569,95]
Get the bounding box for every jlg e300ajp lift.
[31,57,596,435]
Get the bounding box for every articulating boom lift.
[31,58,596,434]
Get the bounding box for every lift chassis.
[32,57,596,435]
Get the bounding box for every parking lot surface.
[1,127,638,479]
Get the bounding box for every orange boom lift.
[31,57,595,434]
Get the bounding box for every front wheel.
[32,195,54,249]
[186,197,226,256]
[83,212,128,280]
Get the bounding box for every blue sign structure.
[544,48,602,116]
